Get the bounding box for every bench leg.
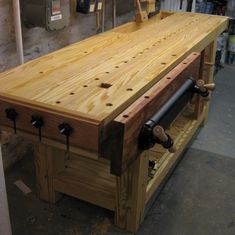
[115,152,149,232]
[202,40,217,125]
[34,143,64,203]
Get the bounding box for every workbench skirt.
[34,104,206,232]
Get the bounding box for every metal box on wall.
[22,0,70,31]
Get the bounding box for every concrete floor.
[5,65,235,235]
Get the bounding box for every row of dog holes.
[54,52,195,105]
[123,95,150,118]
[121,54,195,117]
[55,88,134,105]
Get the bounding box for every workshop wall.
[0,0,134,72]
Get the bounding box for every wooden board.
[0,12,228,157]
[103,52,201,175]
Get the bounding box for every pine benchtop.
[0,12,228,127]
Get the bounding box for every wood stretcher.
[0,11,228,232]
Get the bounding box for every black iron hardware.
[58,122,73,151]
[31,115,44,141]
[5,108,18,133]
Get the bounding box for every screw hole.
[106,103,113,107]
[56,101,61,104]
[166,77,171,79]
[83,85,88,88]
[183,62,187,64]
[161,62,166,65]
[39,71,44,74]
[70,92,75,95]
[115,66,119,68]
[172,54,177,57]
[123,115,129,118]
[132,56,136,59]
[106,72,110,74]
[84,51,88,54]
[144,96,150,99]
[95,78,99,80]
[124,61,128,63]
[126,88,133,91]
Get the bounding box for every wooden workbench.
[0,12,228,232]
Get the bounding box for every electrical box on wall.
[22,0,70,31]
[76,0,103,14]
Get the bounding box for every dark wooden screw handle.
[196,80,215,101]
[204,83,216,91]
[153,125,176,153]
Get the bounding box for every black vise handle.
[58,122,73,151]
[31,115,44,141]
[5,108,18,133]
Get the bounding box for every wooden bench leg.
[115,152,149,232]
[34,143,64,203]
[202,40,217,126]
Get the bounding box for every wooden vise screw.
[194,79,216,101]
[153,125,176,153]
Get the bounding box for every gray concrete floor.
[5,65,235,235]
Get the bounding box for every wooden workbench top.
[0,12,228,127]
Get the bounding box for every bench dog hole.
[100,83,112,89]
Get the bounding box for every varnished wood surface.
[106,52,201,175]
[0,12,228,127]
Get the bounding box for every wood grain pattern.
[53,152,116,210]
[104,53,201,175]
[202,40,217,124]
[115,151,148,232]
[0,98,99,156]
[34,143,64,203]
[0,13,228,126]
